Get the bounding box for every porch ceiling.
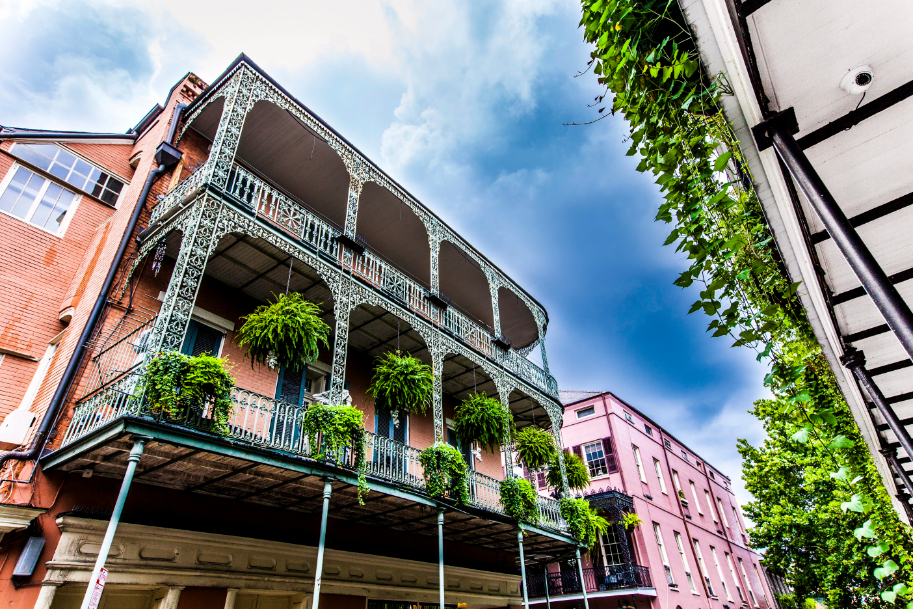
[46,425,572,560]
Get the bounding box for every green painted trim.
[41,420,128,469]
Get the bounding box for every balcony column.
[428,224,443,311]
[429,332,445,442]
[207,67,255,191]
[517,529,530,609]
[534,313,551,377]
[343,161,366,240]
[34,583,61,609]
[438,510,446,609]
[328,281,358,405]
[312,479,333,609]
[574,548,590,609]
[146,199,223,357]
[496,379,514,473]
[486,271,502,337]
[548,409,570,496]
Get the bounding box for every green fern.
[500,476,540,522]
[515,427,557,470]
[547,451,591,491]
[235,292,331,370]
[302,403,368,502]
[454,393,513,453]
[419,442,469,504]
[368,351,433,415]
[560,497,609,548]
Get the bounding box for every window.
[692,541,714,597]
[709,470,716,480]
[671,470,682,496]
[633,446,647,482]
[673,532,696,593]
[0,165,79,235]
[738,558,759,607]
[696,461,702,470]
[9,143,124,205]
[752,563,767,603]
[575,405,595,419]
[663,438,672,449]
[726,552,744,602]
[600,526,627,566]
[717,498,731,529]
[653,458,668,494]
[644,424,653,436]
[447,427,474,471]
[653,523,675,586]
[681,450,688,461]
[731,504,743,533]
[706,490,718,522]
[180,319,224,357]
[624,411,634,423]
[583,441,609,477]
[710,546,732,601]
[690,481,703,514]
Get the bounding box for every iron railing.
[60,374,568,534]
[149,162,558,398]
[526,564,653,598]
[81,316,156,397]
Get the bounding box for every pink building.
[524,390,776,609]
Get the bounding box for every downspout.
[0,102,186,471]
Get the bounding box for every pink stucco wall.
[554,392,775,609]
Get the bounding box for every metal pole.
[574,547,589,609]
[882,449,913,517]
[770,127,913,362]
[517,529,529,609]
[438,510,445,609]
[543,564,551,609]
[841,349,913,497]
[312,479,333,609]
[79,438,146,609]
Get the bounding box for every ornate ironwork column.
[535,313,551,377]
[146,198,223,357]
[497,378,515,473]
[487,271,502,337]
[208,67,255,191]
[430,333,445,442]
[328,279,357,405]
[428,222,443,298]
[343,159,366,239]
[549,410,570,496]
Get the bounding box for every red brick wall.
[65,142,135,182]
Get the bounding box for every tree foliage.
[578,0,913,603]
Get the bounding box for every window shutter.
[572,445,583,459]
[602,437,619,473]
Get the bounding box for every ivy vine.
[501,476,540,522]
[579,0,913,603]
[560,497,609,549]
[419,442,470,505]
[302,403,368,502]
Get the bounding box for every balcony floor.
[43,415,575,560]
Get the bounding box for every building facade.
[0,55,614,609]
[523,391,775,609]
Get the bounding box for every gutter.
[0,103,187,471]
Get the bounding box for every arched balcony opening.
[355,182,431,287]
[230,100,350,228]
[508,388,552,431]
[439,241,494,331]
[497,286,539,350]
[441,353,500,476]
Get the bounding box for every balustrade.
[525,564,653,598]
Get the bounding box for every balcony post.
[312,479,333,609]
[208,68,255,191]
[487,273,502,337]
[535,315,551,377]
[431,341,445,442]
[548,410,570,496]
[79,438,146,609]
[517,529,530,609]
[146,199,222,357]
[497,381,514,473]
[328,285,357,405]
[574,548,590,609]
[543,564,551,609]
[438,510,445,609]
[429,227,442,298]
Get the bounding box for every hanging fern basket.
[515,427,557,470]
[547,450,591,491]
[453,393,513,454]
[235,292,331,370]
[368,351,433,418]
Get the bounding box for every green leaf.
[874,559,899,580]
[828,434,854,450]
[791,426,810,444]
[840,494,864,513]
[829,466,849,482]
[714,151,733,172]
[854,520,876,541]
[867,541,890,558]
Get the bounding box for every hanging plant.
[302,403,368,502]
[235,292,331,370]
[141,351,235,435]
[500,476,539,522]
[515,427,557,470]
[368,351,433,420]
[547,451,591,491]
[560,497,609,548]
[620,513,643,531]
[454,393,513,453]
[419,442,469,504]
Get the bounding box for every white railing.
[537,495,566,532]
[467,470,505,514]
[150,159,213,223]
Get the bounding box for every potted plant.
[367,351,433,421]
[514,427,557,470]
[235,292,331,370]
[678,489,688,505]
[621,512,643,530]
[559,497,608,548]
[500,476,539,522]
[419,443,469,504]
[141,351,235,435]
[302,402,368,502]
[453,393,513,453]
[547,451,591,491]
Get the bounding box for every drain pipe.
[0,103,186,471]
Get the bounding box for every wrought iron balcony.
[62,364,568,534]
[526,564,653,599]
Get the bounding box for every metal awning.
[679,0,913,517]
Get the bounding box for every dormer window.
[576,405,596,419]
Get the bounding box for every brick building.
[520,391,775,609]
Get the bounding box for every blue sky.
[0,0,768,507]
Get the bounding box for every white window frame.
[624,411,634,423]
[633,445,647,482]
[653,458,668,494]
[717,497,731,529]
[693,540,715,597]
[706,490,719,523]
[690,481,703,514]
[653,523,675,586]
[0,162,82,237]
[739,557,759,607]
[752,562,768,603]
[672,470,682,495]
[582,440,609,477]
[726,552,744,602]
[575,405,596,419]
[710,546,732,601]
[674,531,696,593]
